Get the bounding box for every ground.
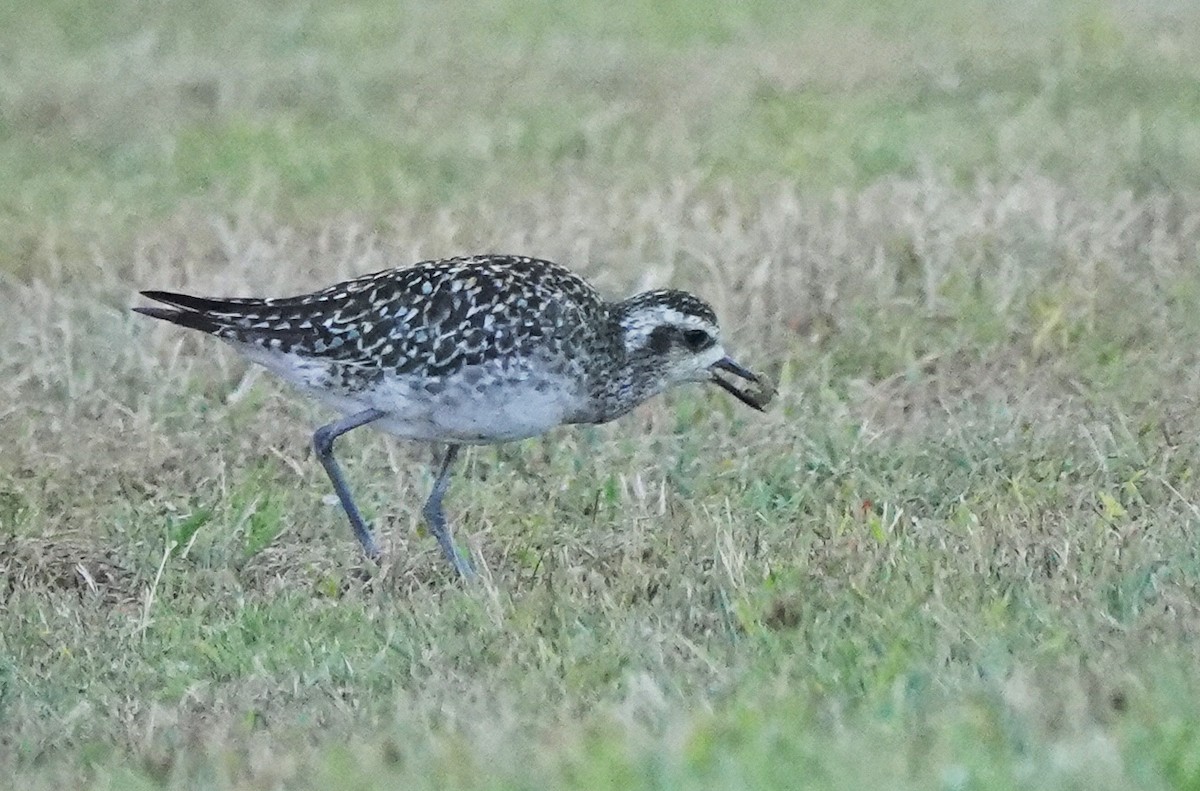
[3,1,1200,788]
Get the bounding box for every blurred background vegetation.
[3,0,1198,271]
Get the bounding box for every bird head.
[616,289,774,410]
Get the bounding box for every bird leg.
[422,444,475,578]
[313,408,387,559]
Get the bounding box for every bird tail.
[131,305,220,334]
[132,290,272,336]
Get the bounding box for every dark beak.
[709,357,775,411]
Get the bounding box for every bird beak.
[708,357,775,411]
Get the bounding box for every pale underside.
[239,342,588,444]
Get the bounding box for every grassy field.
[4,0,1200,788]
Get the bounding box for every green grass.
[4,0,1200,788]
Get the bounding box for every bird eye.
[682,329,712,351]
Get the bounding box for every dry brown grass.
[7,172,1200,594]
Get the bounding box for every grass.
[4,0,1200,788]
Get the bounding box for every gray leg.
[422,445,474,578]
[313,408,386,559]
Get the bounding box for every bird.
[134,254,774,578]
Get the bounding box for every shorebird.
[134,254,774,577]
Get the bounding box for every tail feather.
[134,288,338,350]
[134,289,280,338]
[132,305,224,335]
[133,292,323,347]
[139,289,269,316]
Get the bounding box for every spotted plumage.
[135,254,773,577]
